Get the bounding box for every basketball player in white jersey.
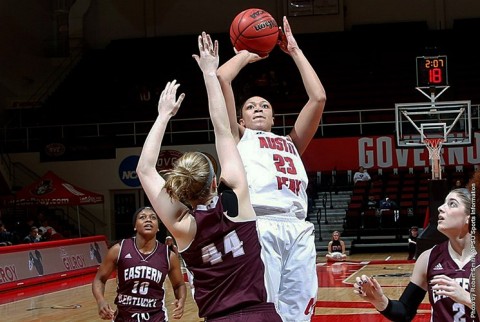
[217,16,326,322]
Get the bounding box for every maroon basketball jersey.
[331,240,342,253]
[427,241,479,321]
[181,195,269,319]
[114,238,169,322]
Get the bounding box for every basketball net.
[424,138,444,180]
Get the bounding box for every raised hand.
[277,16,299,55]
[192,31,219,74]
[157,80,185,118]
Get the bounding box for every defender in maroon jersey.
[92,207,186,321]
[137,32,282,321]
[353,188,479,322]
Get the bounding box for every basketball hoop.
[424,138,444,180]
[424,138,444,160]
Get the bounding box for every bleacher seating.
[342,166,471,239]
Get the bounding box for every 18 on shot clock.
[416,55,448,87]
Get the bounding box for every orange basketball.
[229,8,279,57]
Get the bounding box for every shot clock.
[416,55,448,87]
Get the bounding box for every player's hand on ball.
[233,48,265,63]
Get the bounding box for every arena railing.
[1,104,479,153]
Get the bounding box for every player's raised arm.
[278,16,326,155]
[136,81,195,250]
[193,32,254,221]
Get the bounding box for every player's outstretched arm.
[136,81,194,249]
[194,32,254,221]
[278,16,326,155]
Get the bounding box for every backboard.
[395,100,471,148]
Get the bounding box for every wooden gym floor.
[0,252,432,322]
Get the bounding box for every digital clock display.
[416,55,448,87]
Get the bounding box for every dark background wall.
[1,0,479,117]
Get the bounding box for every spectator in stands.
[38,226,47,239]
[366,195,378,210]
[39,218,53,234]
[0,222,14,246]
[23,226,42,243]
[353,187,478,321]
[378,195,398,210]
[407,226,418,260]
[353,166,371,184]
[43,227,64,241]
[325,231,347,262]
[377,195,399,228]
[38,218,65,240]
[455,179,464,189]
[92,206,186,321]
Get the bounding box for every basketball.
[229,8,279,57]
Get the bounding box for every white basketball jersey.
[238,128,308,219]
